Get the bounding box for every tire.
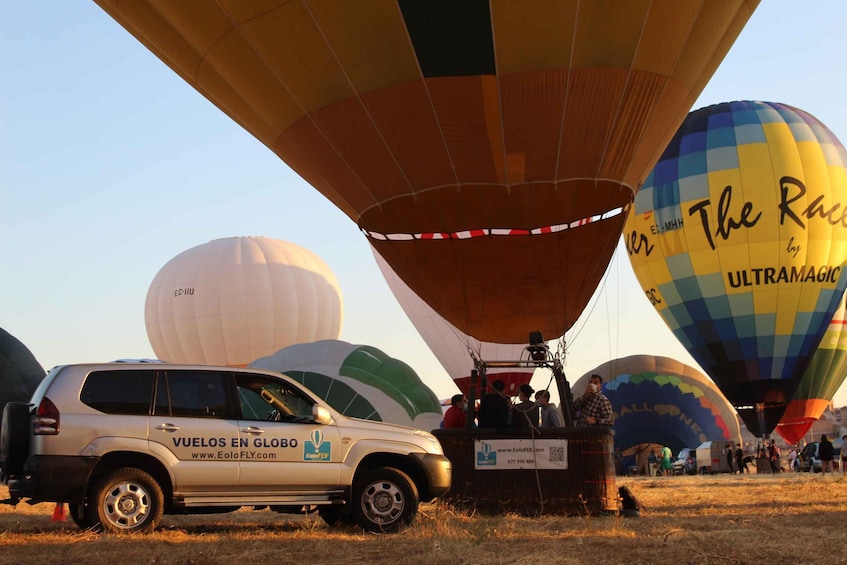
[87,468,164,534]
[0,402,31,476]
[68,502,96,531]
[352,467,418,533]
[319,507,354,527]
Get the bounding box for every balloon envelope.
[372,247,534,397]
[0,327,45,410]
[250,340,443,431]
[96,1,757,343]
[624,101,847,436]
[145,237,342,366]
[776,293,847,444]
[576,355,740,454]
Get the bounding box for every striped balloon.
[776,293,847,444]
[576,355,740,454]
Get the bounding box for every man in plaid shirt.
[574,374,614,426]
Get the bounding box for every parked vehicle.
[0,363,452,533]
[695,440,734,474]
[672,448,697,475]
[797,442,841,472]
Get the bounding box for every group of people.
[442,373,614,431]
[647,446,674,476]
[785,434,847,474]
[725,442,752,473]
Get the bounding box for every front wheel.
[88,468,164,534]
[352,467,418,533]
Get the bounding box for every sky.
[3,1,847,407]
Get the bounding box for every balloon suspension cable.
[469,331,575,426]
[467,346,480,367]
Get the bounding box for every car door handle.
[155,423,181,432]
[241,427,265,435]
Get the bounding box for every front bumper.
[414,453,451,500]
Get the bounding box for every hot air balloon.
[624,101,847,437]
[250,339,443,431]
[372,247,534,397]
[575,355,741,455]
[145,237,343,366]
[776,293,847,444]
[96,1,757,344]
[0,327,45,412]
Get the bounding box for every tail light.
[34,397,60,435]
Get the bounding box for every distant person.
[841,436,847,475]
[573,374,614,426]
[535,390,564,429]
[726,443,735,473]
[442,394,468,429]
[768,440,781,473]
[512,384,539,433]
[735,445,746,474]
[477,379,511,428]
[788,447,799,472]
[819,434,834,475]
[660,445,673,477]
[648,449,659,477]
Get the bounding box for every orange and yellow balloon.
[97,0,757,344]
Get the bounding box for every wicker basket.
[433,427,617,516]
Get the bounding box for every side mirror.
[312,404,333,425]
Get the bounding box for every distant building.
[734,405,847,448]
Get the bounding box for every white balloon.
[145,237,342,366]
[371,246,534,397]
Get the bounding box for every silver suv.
[0,363,451,533]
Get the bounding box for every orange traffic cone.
[52,503,67,522]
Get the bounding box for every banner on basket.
[474,439,568,470]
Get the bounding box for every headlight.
[414,429,443,455]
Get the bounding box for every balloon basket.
[432,427,616,516]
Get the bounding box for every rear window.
[80,370,155,415]
[154,370,232,418]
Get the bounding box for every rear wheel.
[0,402,31,476]
[352,467,418,533]
[88,468,164,534]
[68,502,96,531]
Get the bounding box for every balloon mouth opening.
[362,204,628,241]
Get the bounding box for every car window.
[235,373,317,422]
[80,370,155,415]
[153,370,233,419]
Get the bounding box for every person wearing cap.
[512,383,539,433]
[573,374,614,426]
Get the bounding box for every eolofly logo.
[477,442,496,466]
[304,429,331,461]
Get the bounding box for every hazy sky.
[3,1,847,406]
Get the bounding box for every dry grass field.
[2,473,846,565]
